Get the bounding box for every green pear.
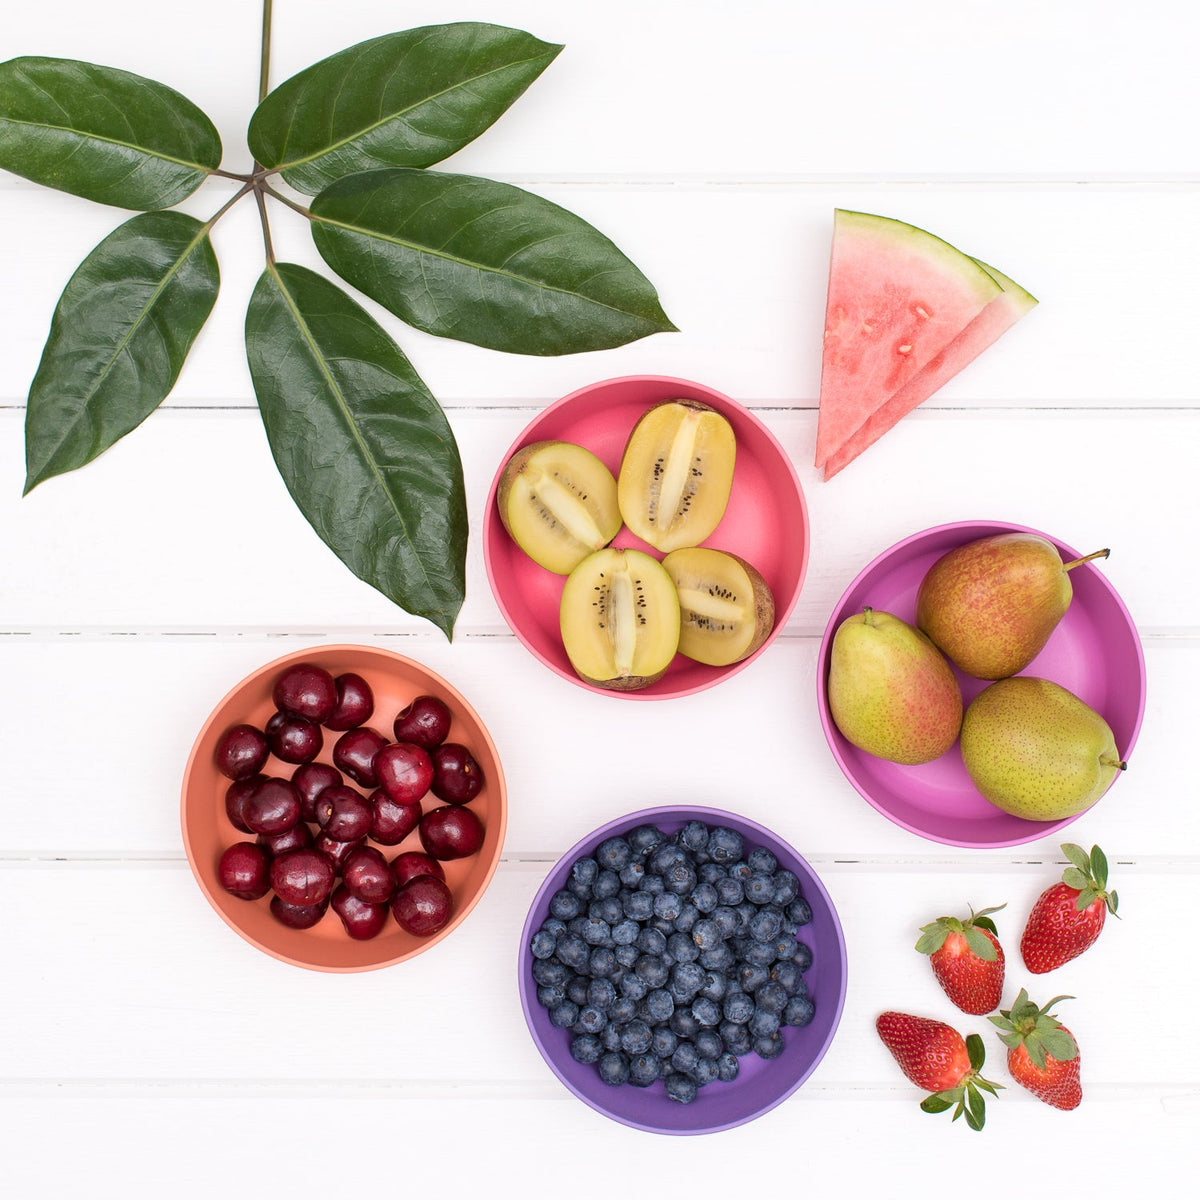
[915,533,1110,680]
[827,607,962,765]
[960,677,1127,820]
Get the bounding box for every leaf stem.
[201,181,255,233]
[211,168,255,182]
[255,186,276,263]
[259,0,274,103]
[263,183,313,220]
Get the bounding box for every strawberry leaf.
[915,926,950,955]
[921,1094,954,1114]
[1108,889,1120,916]
[1091,844,1109,888]
[1026,1038,1047,1070]
[966,1033,985,1072]
[1063,867,1091,891]
[963,926,997,961]
[1062,843,1092,873]
[966,1085,986,1127]
[1042,1029,1078,1061]
[975,1077,1001,1097]
[973,915,999,936]
[1076,888,1100,910]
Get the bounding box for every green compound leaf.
[245,263,467,638]
[0,57,221,209]
[249,23,562,194]
[310,167,676,355]
[24,211,219,493]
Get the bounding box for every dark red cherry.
[268,714,323,765]
[369,791,421,846]
[419,806,485,860]
[214,724,269,780]
[342,846,395,905]
[314,832,365,873]
[243,778,301,836]
[270,849,335,907]
[257,823,313,856]
[326,672,374,731]
[270,895,328,930]
[330,885,389,940]
[291,762,342,822]
[391,875,454,937]
[392,694,452,750]
[430,743,484,804]
[316,785,372,842]
[225,774,265,833]
[273,662,338,723]
[332,727,388,787]
[217,842,271,900]
[390,851,446,890]
[375,742,434,804]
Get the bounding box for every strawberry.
[916,902,1006,1014]
[1021,843,1119,973]
[876,1011,1003,1131]
[990,989,1081,1110]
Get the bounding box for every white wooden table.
[3,1,1197,1191]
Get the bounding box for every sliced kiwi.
[560,548,680,690]
[662,547,775,667]
[617,400,736,553]
[497,440,621,574]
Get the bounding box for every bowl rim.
[517,803,848,1135]
[180,643,508,972]
[816,519,1147,848]
[482,373,810,701]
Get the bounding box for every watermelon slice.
[822,261,1037,480]
[814,210,1002,470]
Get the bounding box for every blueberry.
[566,976,589,1006]
[690,881,719,913]
[669,961,706,1000]
[536,983,565,1009]
[645,988,675,1024]
[589,896,623,925]
[653,891,683,921]
[650,844,687,876]
[664,862,697,896]
[666,930,699,964]
[615,943,640,967]
[620,974,648,1001]
[745,873,775,905]
[601,1022,623,1051]
[773,935,799,961]
[736,900,757,927]
[620,1019,653,1055]
[650,916,675,937]
[665,1073,698,1105]
[692,996,721,1026]
[610,995,637,1024]
[712,906,741,939]
[622,891,654,922]
[694,1028,724,1060]
[698,862,725,885]
[771,960,805,995]
[619,861,645,888]
[570,856,599,888]
[744,846,775,874]
[720,1021,753,1055]
[550,1000,579,1028]
[576,1005,605,1034]
[637,927,667,957]
[530,929,557,959]
[715,876,745,907]
[637,873,666,896]
[749,1008,781,1038]
[744,939,777,967]
[754,980,789,1015]
[699,944,735,972]
[788,896,814,926]
[784,995,816,1027]
[715,1051,740,1082]
[673,903,700,933]
[589,947,618,978]
[567,917,588,937]
[531,958,569,987]
[586,977,616,1009]
[549,889,582,921]
[692,1056,718,1086]
[749,908,783,943]
[754,1032,785,1060]
[730,861,753,882]
[771,869,800,905]
[566,875,592,901]
[635,955,670,989]
[677,820,709,851]
[722,990,754,1024]
[738,962,770,993]
[595,837,632,872]
[571,1033,602,1064]
[652,1026,678,1058]
[698,970,728,1003]
[671,1042,700,1075]
[793,941,814,971]
[706,827,744,864]
[612,918,640,946]
[597,1050,629,1086]
[582,918,612,946]
[691,918,722,952]
[627,824,665,854]
[628,1052,661,1088]
[594,869,621,899]
[670,1009,701,1039]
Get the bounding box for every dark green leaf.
[1026,1038,1047,1070]
[975,1077,1001,1096]
[1108,889,1120,915]
[921,1094,954,1114]
[244,263,467,638]
[974,915,998,937]
[249,23,562,194]
[310,168,676,355]
[963,926,997,961]
[1062,843,1091,873]
[966,1085,986,1124]
[1076,888,1099,910]
[0,57,220,209]
[1091,844,1109,888]
[966,1033,985,1072]
[24,211,219,492]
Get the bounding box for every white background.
[2,1,1198,1192]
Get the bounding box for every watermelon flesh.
[822,261,1037,480]
[814,210,1002,469]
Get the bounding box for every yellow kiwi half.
[560,548,681,690]
[662,547,775,667]
[497,440,621,574]
[617,400,736,553]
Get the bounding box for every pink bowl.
[817,520,1146,848]
[483,375,809,699]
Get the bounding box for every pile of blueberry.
[530,820,815,1104]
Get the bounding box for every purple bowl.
[517,805,848,1135]
[817,520,1146,848]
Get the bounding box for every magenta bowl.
[483,375,809,699]
[817,520,1146,848]
[517,805,847,1135]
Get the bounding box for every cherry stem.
[1062,548,1110,571]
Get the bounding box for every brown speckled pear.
[960,677,1127,820]
[827,607,962,765]
[915,533,1110,680]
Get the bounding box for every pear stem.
[1100,756,1128,771]
[1062,548,1110,572]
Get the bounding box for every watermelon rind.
[814,210,1003,469]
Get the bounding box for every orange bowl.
[181,645,507,971]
